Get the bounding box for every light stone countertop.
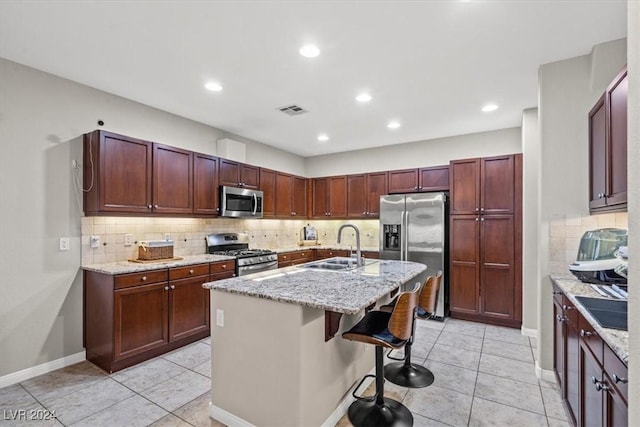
[273,245,380,253]
[550,273,628,365]
[204,259,427,315]
[82,254,235,275]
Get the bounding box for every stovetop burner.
[212,249,275,258]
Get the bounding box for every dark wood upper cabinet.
[218,159,259,189]
[311,176,347,218]
[590,66,627,213]
[292,176,307,217]
[84,130,153,214]
[274,172,293,217]
[260,168,276,218]
[347,172,387,218]
[388,165,449,194]
[153,144,193,215]
[449,158,480,215]
[193,153,219,216]
[480,155,515,215]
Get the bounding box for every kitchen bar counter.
[203,259,426,314]
[273,244,380,253]
[550,273,628,364]
[82,254,235,275]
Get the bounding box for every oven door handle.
[239,260,279,274]
[252,193,258,216]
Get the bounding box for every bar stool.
[381,272,442,388]
[342,285,420,427]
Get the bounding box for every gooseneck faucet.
[337,224,362,267]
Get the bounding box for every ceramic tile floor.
[0,319,570,426]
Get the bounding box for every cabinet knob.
[475,218,479,222]
[170,285,175,290]
[148,205,152,209]
[328,213,331,216]
[552,290,561,295]
[598,193,604,199]
[222,264,227,268]
[189,269,194,274]
[164,286,169,291]
[414,186,419,190]
[562,304,573,311]
[475,208,479,212]
[591,377,609,392]
[556,314,566,322]
[283,256,287,259]
[613,374,628,384]
[480,208,485,212]
[418,186,422,190]
[480,218,485,222]
[142,276,147,281]
[292,212,296,216]
[580,329,593,337]
[154,204,159,208]
[232,274,236,277]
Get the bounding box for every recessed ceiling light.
[205,82,223,92]
[482,104,498,112]
[356,93,372,103]
[387,121,401,129]
[317,134,329,142]
[299,44,320,58]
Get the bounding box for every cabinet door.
[580,341,605,427]
[260,168,276,218]
[481,155,514,215]
[153,144,193,214]
[114,283,169,361]
[479,215,514,319]
[292,176,307,217]
[589,96,608,210]
[366,172,388,217]
[169,275,210,342]
[97,132,153,213]
[565,320,580,425]
[219,159,240,186]
[241,164,260,189]
[388,169,419,193]
[606,69,627,207]
[449,215,479,315]
[553,298,565,392]
[193,153,219,216]
[450,159,480,215]
[311,178,329,218]
[347,174,366,218]
[605,377,628,427]
[275,172,293,217]
[328,176,347,217]
[418,166,449,191]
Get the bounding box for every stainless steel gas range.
[206,233,278,277]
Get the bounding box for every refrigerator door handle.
[400,211,405,260]
[404,211,410,261]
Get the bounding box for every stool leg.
[347,346,413,427]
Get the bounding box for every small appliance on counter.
[298,225,320,246]
[568,228,627,287]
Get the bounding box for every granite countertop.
[550,273,628,364]
[82,254,235,275]
[274,245,380,253]
[204,259,427,315]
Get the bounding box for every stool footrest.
[352,374,377,402]
[386,348,406,361]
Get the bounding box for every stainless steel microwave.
[220,186,263,218]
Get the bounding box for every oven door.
[237,260,279,276]
[220,186,263,218]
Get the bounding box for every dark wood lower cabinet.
[552,284,628,426]
[84,260,234,373]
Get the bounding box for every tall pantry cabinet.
[449,154,523,328]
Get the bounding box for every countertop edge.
[550,273,628,365]
[82,254,236,275]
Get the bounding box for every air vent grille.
[278,105,308,116]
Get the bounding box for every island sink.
[300,256,377,271]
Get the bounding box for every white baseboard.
[0,351,86,388]
[209,369,376,427]
[535,360,558,383]
[521,326,537,338]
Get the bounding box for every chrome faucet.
[337,224,362,267]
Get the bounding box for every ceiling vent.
[278,105,308,116]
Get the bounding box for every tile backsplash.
[548,212,628,274]
[81,217,380,265]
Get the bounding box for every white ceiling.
[0,1,627,157]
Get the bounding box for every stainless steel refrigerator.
[379,192,448,319]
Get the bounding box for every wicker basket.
[138,241,174,260]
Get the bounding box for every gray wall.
[627,1,639,423]
[0,58,305,377]
[305,127,522,177]
[536,39,627,373]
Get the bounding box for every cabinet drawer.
[362,251,380,259]
[315,249,350,259]
[210,260,235,274]
[115,270,168,289]
[169,263,210,280]
[604,344,628,400]
[278,251,312,263]
[578,312,603,364]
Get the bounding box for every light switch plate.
[90,235,100,248]
[216,309,224,327]
[59,237,70,251]
[124,234,133,246]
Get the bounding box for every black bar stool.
[381,271,442,388]
[342,285,420,427]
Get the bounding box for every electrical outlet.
[59,237,70,251]
[124,234,133,246]
[216,309,224,327]
[90,235,101,248]
[164,233,171,241]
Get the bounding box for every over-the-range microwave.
[220,186,263,219]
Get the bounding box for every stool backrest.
[419,271,443,315]
[388,286,420,340]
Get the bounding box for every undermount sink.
[575,296,627,331]
[300,257,377,271]
[303,263,351,271]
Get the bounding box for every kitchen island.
[203,259,427,427]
